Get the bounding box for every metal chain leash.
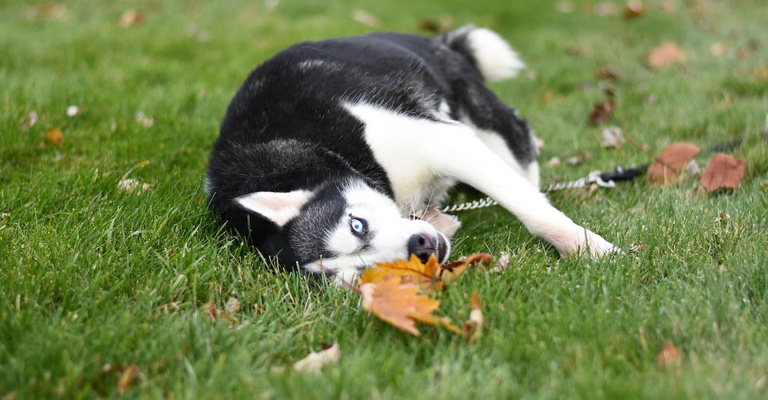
[439,171,617,213]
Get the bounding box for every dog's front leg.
[434,131,619,258]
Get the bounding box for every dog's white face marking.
[302,182,449,284]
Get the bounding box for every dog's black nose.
[408,233,437,264]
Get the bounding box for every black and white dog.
[205,26,618,283]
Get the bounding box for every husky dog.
[205,26,618,283]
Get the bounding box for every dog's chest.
[344,102,457,211]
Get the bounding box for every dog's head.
[234,179,454,283]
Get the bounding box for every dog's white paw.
[555,226,621,259]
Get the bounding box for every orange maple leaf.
[360,277,441,336]
[359,254,443,290]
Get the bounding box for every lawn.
[1,0,767,398]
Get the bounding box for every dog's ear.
[234,190,313,227]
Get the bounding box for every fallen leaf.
[647,42,686,68]
[489,251,511,274]
[587,101,614,124]
[26,3,69,20]
[595,66,620,81]
[359,255,443,290]
[714,213,730,229]
[43,127,64,147]
[556,1,574,13]
[681,159,701,180]
[351,9,379,27]
[646,142,701,186]
[710,42,725,57]
[656,341,680,370]
[661,1,677,14]
[20,111,38,131]
[439,253,492,284]
[202,301,238,326]
[700,153,746,193]
[66,105,79,117]
[119,10,144,27]
[293,342,341,373]
[117,178,151,194]
[417,15,454,33]
[135,111,154,128]
[601,126,625,149]
[566,153,592,166]
[225,296,240,315]
[361,278,442,336]
[595,2,619,16]
[546,157,562,168]
[116,365,142,394]
[463,292,484,342]
[624,0,645,19]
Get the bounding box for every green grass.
[2,0,768,398]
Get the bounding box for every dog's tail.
[439,26,525,82]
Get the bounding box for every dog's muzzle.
[407,233,449,264]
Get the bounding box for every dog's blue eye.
[350,217,367,237]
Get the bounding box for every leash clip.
[587,171,616,188]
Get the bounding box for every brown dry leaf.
[360,278,442,336]
[117,178,151,194]
[119,10,144,27]
[601,126,625,149]
[43,127,64,147]
[546,157,562,168]
[203,302,238,326]
[556,1,574,13]
[26,3,69,20]
[21,111,39,132]
[595,2,619,16]
[463,292,484,342]
[710,42,726,57]
[587,101,614,124]
[439,253,493,284]
[489,251,511,274]
[700,153,746,193]
[351,9,379,27]
[293,342,341,373]
[624,0,646,19]
[656,341,680,370]
[225,296,240,315]
[116,365,142,394]
[646,142,701,186]
[595,66,620,81]
[647,42,686,68]
[417,15,454,33]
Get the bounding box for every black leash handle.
[597,138,744,184]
